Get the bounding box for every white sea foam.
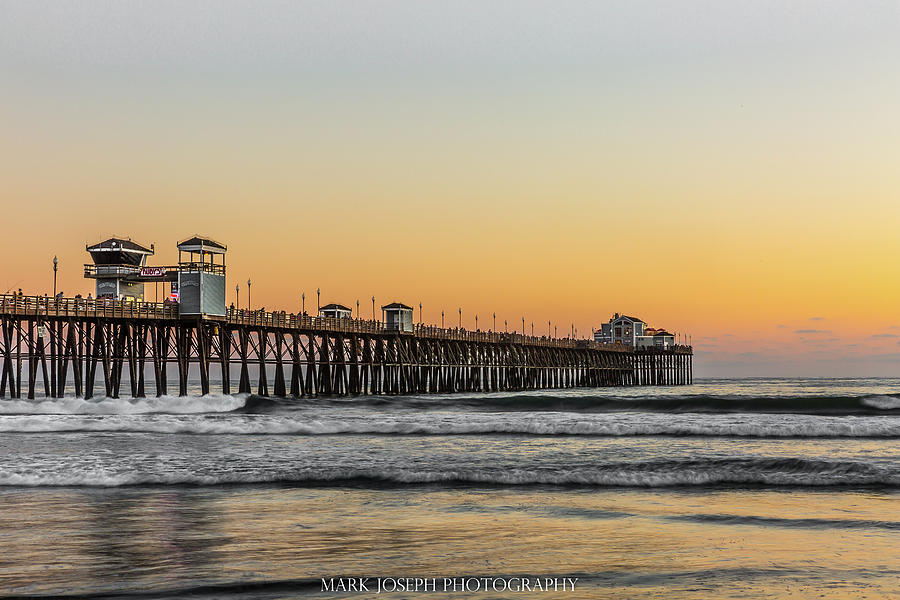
[1,464,896,488]
[861,395,900,410]
[0,413,897,437]
[0,394,247,415]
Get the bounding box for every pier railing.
[223,306,630,351]
[1,295,689,353]
[0,294,178,319]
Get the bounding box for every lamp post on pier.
[301,292,305,315]
[475,314,478,330]
[235,283,240,309]
[504,319,507,333]
[548,320,551,337]
[357,299,360,319]
[372,296,375,320]
[247,278,251,310]
[441,310,445,328]
[419,302,423,324]
[531,322,534,336]
[493,312,496,331]
[522,317,525,336]
[316,288,320,312]
[458,307,461,328]
[52,256,58,298]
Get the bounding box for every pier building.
[382,303,414,333]
[594,314,646,346]
[84,237,155,300]
[320,304,353,319]
[176,236,227,318]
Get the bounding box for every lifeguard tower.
[382,302,414,333]
[176,236,227,318]
[84,237,154,300]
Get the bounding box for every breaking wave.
[0,394,246,415]
[1,458,896,488]
[862,395,900,410]
[0,413,897,437]
[2,391,900,416]
[242,392,900,415]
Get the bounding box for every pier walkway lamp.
[504,319,507,333]
[236,283,240,309]
[316,288,320,312]
[441,309,444,328]
[531,322,534,336]
[458,307,462,328]
[419,302,423,324]
[475,314,478,330]
[357,299,360,319]
[522,317,525,336]
[493,312,496,331]
[548,320,551,337]
[247,278,252,310]
[372,296,375,320]
[52,256,58,297]
[301,292,305,314]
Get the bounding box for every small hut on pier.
[382,302,414,333]
[176,236,227,318]
[319,303,352,319]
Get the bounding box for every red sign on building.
[140,267,166,278]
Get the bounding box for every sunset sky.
[1,1,899,376]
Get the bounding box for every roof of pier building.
[382,302,413,310]
[612,314,644,324]
[177,235,227,254]
[86,237,153,254]
[320,303,352,312]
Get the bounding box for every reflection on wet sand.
[0,486,897,599]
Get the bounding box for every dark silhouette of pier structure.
[0,237,692,400]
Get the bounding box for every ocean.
[0,378,897,599]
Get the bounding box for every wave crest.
[0,394,247,415]
[861,395,900,410]
[0,413,897,437]
[1,458,896,488]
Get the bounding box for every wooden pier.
[0,295,692,399]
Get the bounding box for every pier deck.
[0,295,692,399]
